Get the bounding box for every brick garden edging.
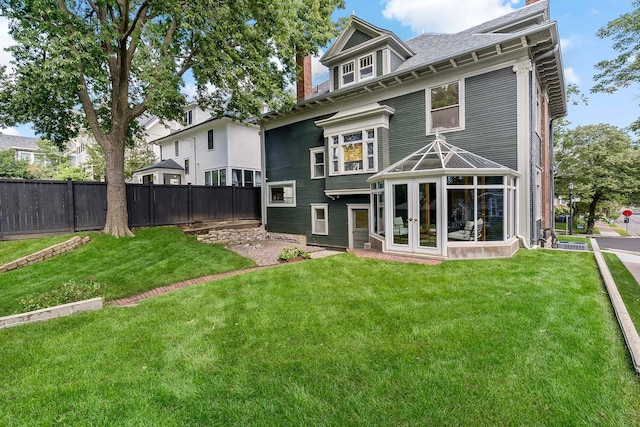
[0,297,103,329]
[0,236,90,273]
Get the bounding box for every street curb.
[591,238,640,374]
[0,298,103,330]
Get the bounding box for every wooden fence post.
[188,183,193,224]
[66,178,76,232]
[148,183,155,227]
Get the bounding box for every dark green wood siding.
[343,29,373,51]
[265,116,365,248]
[382,66,518,169]
[376,49,383,77]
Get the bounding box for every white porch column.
[513,60,532,243]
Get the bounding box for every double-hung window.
[359,54,373,80]
[428,81,463,133]
[342,61,355,86]
[310,147,325,179]
[329,129,377,175]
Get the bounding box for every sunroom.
[368,135,520,259]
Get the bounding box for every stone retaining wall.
[0,297,103,329]
[0,236,91,273]
[197,226,306,246]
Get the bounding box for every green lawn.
[0,233,83,265]
[604,252,640,332]
[0,227,254,315]
[1,250,640,425]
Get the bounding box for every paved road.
[595,237,640,253]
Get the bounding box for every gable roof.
[265,0,565,121]
[0,134,40,151]
[320,15,414,66]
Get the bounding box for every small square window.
[267,181,296,207]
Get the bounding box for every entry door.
[349,205,370,249]
[389,179,440,254]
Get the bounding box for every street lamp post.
[568,182,574,235]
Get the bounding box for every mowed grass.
[0,233,83,265]
[2,250,640,425]
[604,252,640,331]
[0,227,253,315]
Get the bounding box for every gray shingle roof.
[0,134,40,151]
[134,158,183,173]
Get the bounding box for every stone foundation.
[0,236,91,274]
[196,226,306,246]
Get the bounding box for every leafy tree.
[593,1,640,132]
[52,163,89,181]
[0,0,344,237]
[85,136,157,180]
[554,124,640,233]
[0,148,31,178]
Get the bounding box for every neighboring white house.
[132,106,261,187]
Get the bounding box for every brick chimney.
[296,53,312,102]
[525,0,541,5]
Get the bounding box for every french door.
[388,179,440,254]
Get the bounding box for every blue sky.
[1,0,638,138]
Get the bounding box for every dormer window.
[184,110,193,125]
[342,61,355,86]
[359,54,373,80]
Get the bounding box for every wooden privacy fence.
[0,179,261,237]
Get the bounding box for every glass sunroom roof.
[369,134,515,182]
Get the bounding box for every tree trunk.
[102,137,134,237]
[586,196,599,235]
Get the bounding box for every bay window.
[329,129,377,175]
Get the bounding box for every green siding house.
[261,0,565,259]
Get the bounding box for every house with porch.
[133,105,261,187]
[260,0,565,259]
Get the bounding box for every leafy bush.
[278,247,310,262]
[17,280,103,313]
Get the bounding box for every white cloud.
[312,51,329,87]
[382,0,520,34]
[0,17,14,68]
[0,127,21,136]
[560,38,573,51]
[564,67,580,85]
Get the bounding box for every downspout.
[519,44,559,250]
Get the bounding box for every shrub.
[278,247,310,262]
[16,280,103,313]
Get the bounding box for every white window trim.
[341,61,355,87]
[267,180,297,207]
[339,52,376,89]
[426,79,465,135]
[327,128,377,176]
[310,147,325,179]
[358,53,374,82]
[311,203,329,235]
